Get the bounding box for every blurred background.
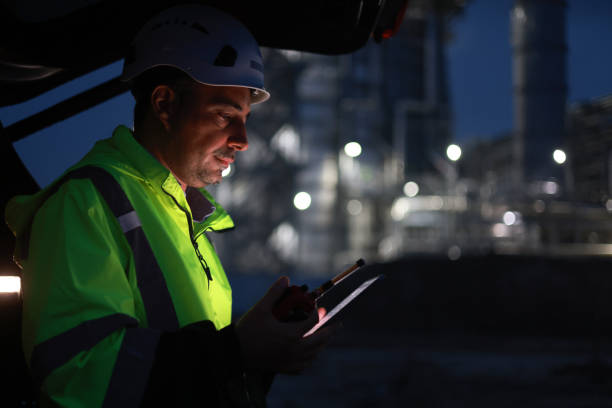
[2,0,612,406]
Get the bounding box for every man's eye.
[217,113,231,125]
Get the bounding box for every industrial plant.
[210,0,612,277]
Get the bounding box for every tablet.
[303,274,384,337]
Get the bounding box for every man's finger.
[259,276,290,311]
[317,307,326,321]
[295,307,319,332]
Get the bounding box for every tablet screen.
[303,274,383,337]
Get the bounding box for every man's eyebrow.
[208,97,245,112]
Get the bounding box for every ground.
[268,330,612,407]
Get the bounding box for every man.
[6,5,335,407]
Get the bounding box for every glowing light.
[403,181,419,197]
[293,192,312,210]
[514,6,527,23]
[344,142,362,158]
[503,211,517,226]
[269,222,299,260]
[553,149,566,164]
[446,144,462,161]
[347,199,363,215]
[271,124,301,163]
[391,195,451,218]
[606,199,612,212]
[279,49,302,62]
[543,181,558,195]
[0,276,21,293]
[492,223,510,238]
[378,236,400,259]
[448,245,461,261]
[221,164,232,177]
[390,197,410,221]
[272,223,297,244]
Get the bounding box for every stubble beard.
[194,165,222,186]
[194,148,233,186]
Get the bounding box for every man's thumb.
[260,276,289,311]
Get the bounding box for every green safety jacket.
[5,125,250,407]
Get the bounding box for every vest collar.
[112,125,234,231]
[186,187,215,222]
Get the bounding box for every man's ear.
[150,85,176,132]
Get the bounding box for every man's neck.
[134,122,188,192]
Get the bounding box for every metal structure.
[511,0,568,189]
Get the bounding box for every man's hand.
[235,276,337,374]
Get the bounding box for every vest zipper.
[163,189,213,288]
[192,237,213,286]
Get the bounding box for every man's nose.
[228,121,248,151]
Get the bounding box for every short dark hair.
[129,66,194,128]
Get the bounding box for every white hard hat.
[121,4,270,104]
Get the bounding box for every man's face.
[164,83,251,188]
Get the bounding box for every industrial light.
[390,197,410,221]
[543,181,558,195]
[503,211,517,226]
[553,149,566,164]
[446,144,462,161]
[347,199,363,215]
[492,223,510,238]
[269,222,299,260]
[293,192,312,210]
[513,6,527,23]
[0,276,21,293]
[447,245,461,261]
[403,181,419,197]
[271,124,301,163]
[344,142,362,158]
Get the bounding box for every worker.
[5,5,336,407]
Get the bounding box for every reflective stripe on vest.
[30,313,138,387]
[29,165,180,403]
[46,165,179,331]
[102,327,161,407]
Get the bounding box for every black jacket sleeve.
[140,321,270,408]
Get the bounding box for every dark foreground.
[4,254,612,406]
[237,255,612,407]
[269,330,612,407]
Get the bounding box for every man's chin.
[196,172,223,187]
[207,176,222,186]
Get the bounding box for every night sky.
[448,0,612,143]
[1,0,611,187]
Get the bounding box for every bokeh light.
[293,192,312,210]
[403,181,419,197]
[446,144,462,161]
[0,276,21,293]
[553,149,566,164]
[344,142,362,158]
